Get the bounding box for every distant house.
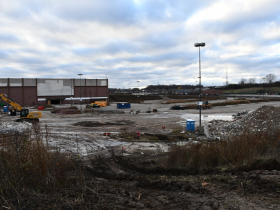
[145,90,158,95]
[114,89,131,94]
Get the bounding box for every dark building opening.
[50,100,60,104]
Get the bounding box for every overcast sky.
[1,0,280,88]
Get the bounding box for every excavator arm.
[0,93,41,122]
[0,93,23,111]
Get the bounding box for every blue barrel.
[186,119,195,131]
[3,106,8,113]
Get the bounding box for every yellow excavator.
[0,93,42,122]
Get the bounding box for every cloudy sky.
[1,0,280,88]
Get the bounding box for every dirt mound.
[208,105,280,136]
[51,106,81,114]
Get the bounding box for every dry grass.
[182,104,198,109]
[165,96,226,104]
[165,128,280,171]
[224,87,280,94]
[164,99,197,104]
[183,98,280,109]
[182,100,252,109]
[0,123,85,209]
[0,125,73,188]
[212,100,251,106]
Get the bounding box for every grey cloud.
[138,28,185,50]
[73,40,139,56]
[15,56,46,65]
[92,49,196,70]
[202,5,280,36]
[1,0,214,26]
[1,1,46,19]
[56,1,138,25]
[0,50,9,59]
[0,34,20,43]
[1,0,280,88]
[1,67,33,78]
[72,47,98,56]
[53,0,215,26]
[102,40,139,54]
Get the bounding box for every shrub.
[165,129,280,171]
[0,124,74,195]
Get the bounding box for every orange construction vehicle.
[91,101,107,107]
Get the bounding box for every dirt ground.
[1,97,280,209]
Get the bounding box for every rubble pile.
[51,107,81,114]
[208,106,280,137]
[232,109,249,118]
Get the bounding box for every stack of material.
[51,107,81,114]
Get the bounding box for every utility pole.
[194,42,206,127]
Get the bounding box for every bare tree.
[265,74,277,83]
[247,78,256,84]
[239,78,247,85]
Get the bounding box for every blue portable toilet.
[117,102,131,109]
[186,119,195,131]
[3,106,9,113]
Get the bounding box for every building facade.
[0,78,109,106]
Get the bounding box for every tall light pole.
[78,74,83,111]
[194,42,205,127]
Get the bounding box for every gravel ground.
[1,98,280,209]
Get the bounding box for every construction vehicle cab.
[197,101,212,110]
[86,104,100,108]
[202,101,212,109]
[91,101,106,107]
[17,109,40,122]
